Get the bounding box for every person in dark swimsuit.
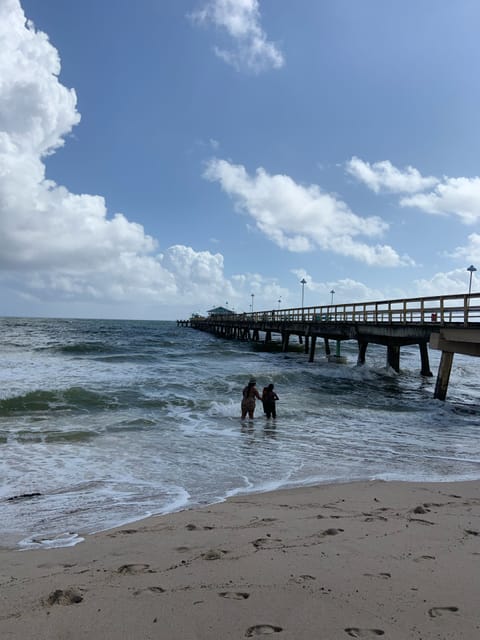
[262,383,279,419]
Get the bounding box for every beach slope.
[1,480,479,639]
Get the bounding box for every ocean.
[1,316,479,550]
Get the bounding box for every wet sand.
[1,479,479,639]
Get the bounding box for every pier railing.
[200,293,480,326]
[183,293,480,401]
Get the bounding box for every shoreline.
[8,471,480,554]
[1,479,479,639]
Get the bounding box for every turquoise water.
[1,316,479,549]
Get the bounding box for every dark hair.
[268,383,274,390]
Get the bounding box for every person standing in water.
[262,383,279,419]
[241,378,261,419]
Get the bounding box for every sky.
[2,0,480,320]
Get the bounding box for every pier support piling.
[324,338,331,356]
[357,341,368,365]
[308,335,317,362]
[419,342,433,376]
[387,345,400,372]
[434,351,454,400]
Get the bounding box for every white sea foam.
[19,532,85,551]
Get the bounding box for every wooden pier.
[178,293,480,400]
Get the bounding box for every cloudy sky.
[2,0,480,319]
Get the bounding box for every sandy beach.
[1,479,479,639]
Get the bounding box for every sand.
[1,479,479,639]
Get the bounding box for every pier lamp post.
[467,265,477,294]
[330,289,335,305]
[251,293,254,313]
[300,278,307,309]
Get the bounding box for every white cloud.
[0,0,241,311]
[413,268,475,297]
[401,176,480,224]
[204,158,412,267]
[346,157,438,194]
[290,270,384,305]
[446,233,480,262]
[0,0,80,156]
[189,0,284,73]
[231,271,288,311]
[347,157,480,226]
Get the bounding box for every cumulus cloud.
[0,0,239,310]
[189,0,284,73]
[401,176,480,224]
[0,0,80,156]
[291,271,385,305]
[413,268,475,297]
[204,158,412,266]
[446,233,480,262]
[346,157,438,194]
[347,157,480,227]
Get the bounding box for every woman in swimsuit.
[241,378,261,419]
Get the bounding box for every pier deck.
[179,293,480,400]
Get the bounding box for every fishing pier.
[179,293,480,400]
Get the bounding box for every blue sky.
[2,0,480,319]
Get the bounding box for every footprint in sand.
[252,538,269,548]
[412,505,430,515]
[414,555,436,562]
[363,511,389,522]
[245,624,283,636]
[202,549,225,560]
[289,574,316,584]
[107,528,138,538]
[321,528,344,536]
[260,517,277,523]
[46,588,84,605]
[345,628,384,637]
[408,517,435,525]
[117,564,152,575]
[219,591,250,600]
[252,537,282,549]
[428,606,459,618]
[133,586,166,596]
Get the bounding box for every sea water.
[1,317,479,549]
